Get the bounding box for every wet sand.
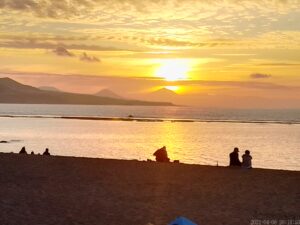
[0,153,299,225]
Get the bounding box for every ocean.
[0,104,299,171]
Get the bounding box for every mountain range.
[0,78,174,106]
[94,89,123,99]
[39,86,61,92]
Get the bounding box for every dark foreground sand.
[0,153,299,225]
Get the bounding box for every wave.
[1,114,299,125]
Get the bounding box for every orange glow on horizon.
[165,85,181,92]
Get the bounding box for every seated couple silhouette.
[229,147,252,169]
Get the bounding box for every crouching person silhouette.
[153,146,170,162]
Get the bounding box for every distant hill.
[39,86,61,92]
[150,88,178,98]
[94,89,123,99]
[0,78,174,106]
[142,88,180,103]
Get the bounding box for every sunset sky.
[0,0,299,107]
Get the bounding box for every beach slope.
[0,153,299,225]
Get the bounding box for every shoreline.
[1,114,300,125]
[1,152,300,172]
[0,153,299,225]
[1,149,300,172]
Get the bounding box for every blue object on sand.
[168,216,198,225]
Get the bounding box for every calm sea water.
[0,104,299,171]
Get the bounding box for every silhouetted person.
[30,151,34,155]
[19,147,27,154]
[229,147,241,166]
[242,150,252,169]
[153,146,170,162]
[43,148,50,156]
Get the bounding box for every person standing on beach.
[19,146,27,154]
[229,147,241,166]
[43,148,51,156]
[242,150,252,169]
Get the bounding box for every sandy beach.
[0,153,299,225]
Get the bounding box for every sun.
[155,59,190,81]
[165,86,180,92]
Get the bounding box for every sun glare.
[155,59,190,81]
[165,86,180,92]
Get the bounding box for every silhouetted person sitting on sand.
[242,150,252,169]
[153,146,170,162]
[43,148,50,156]
[19,147,27,154]
[229,147,241,166]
